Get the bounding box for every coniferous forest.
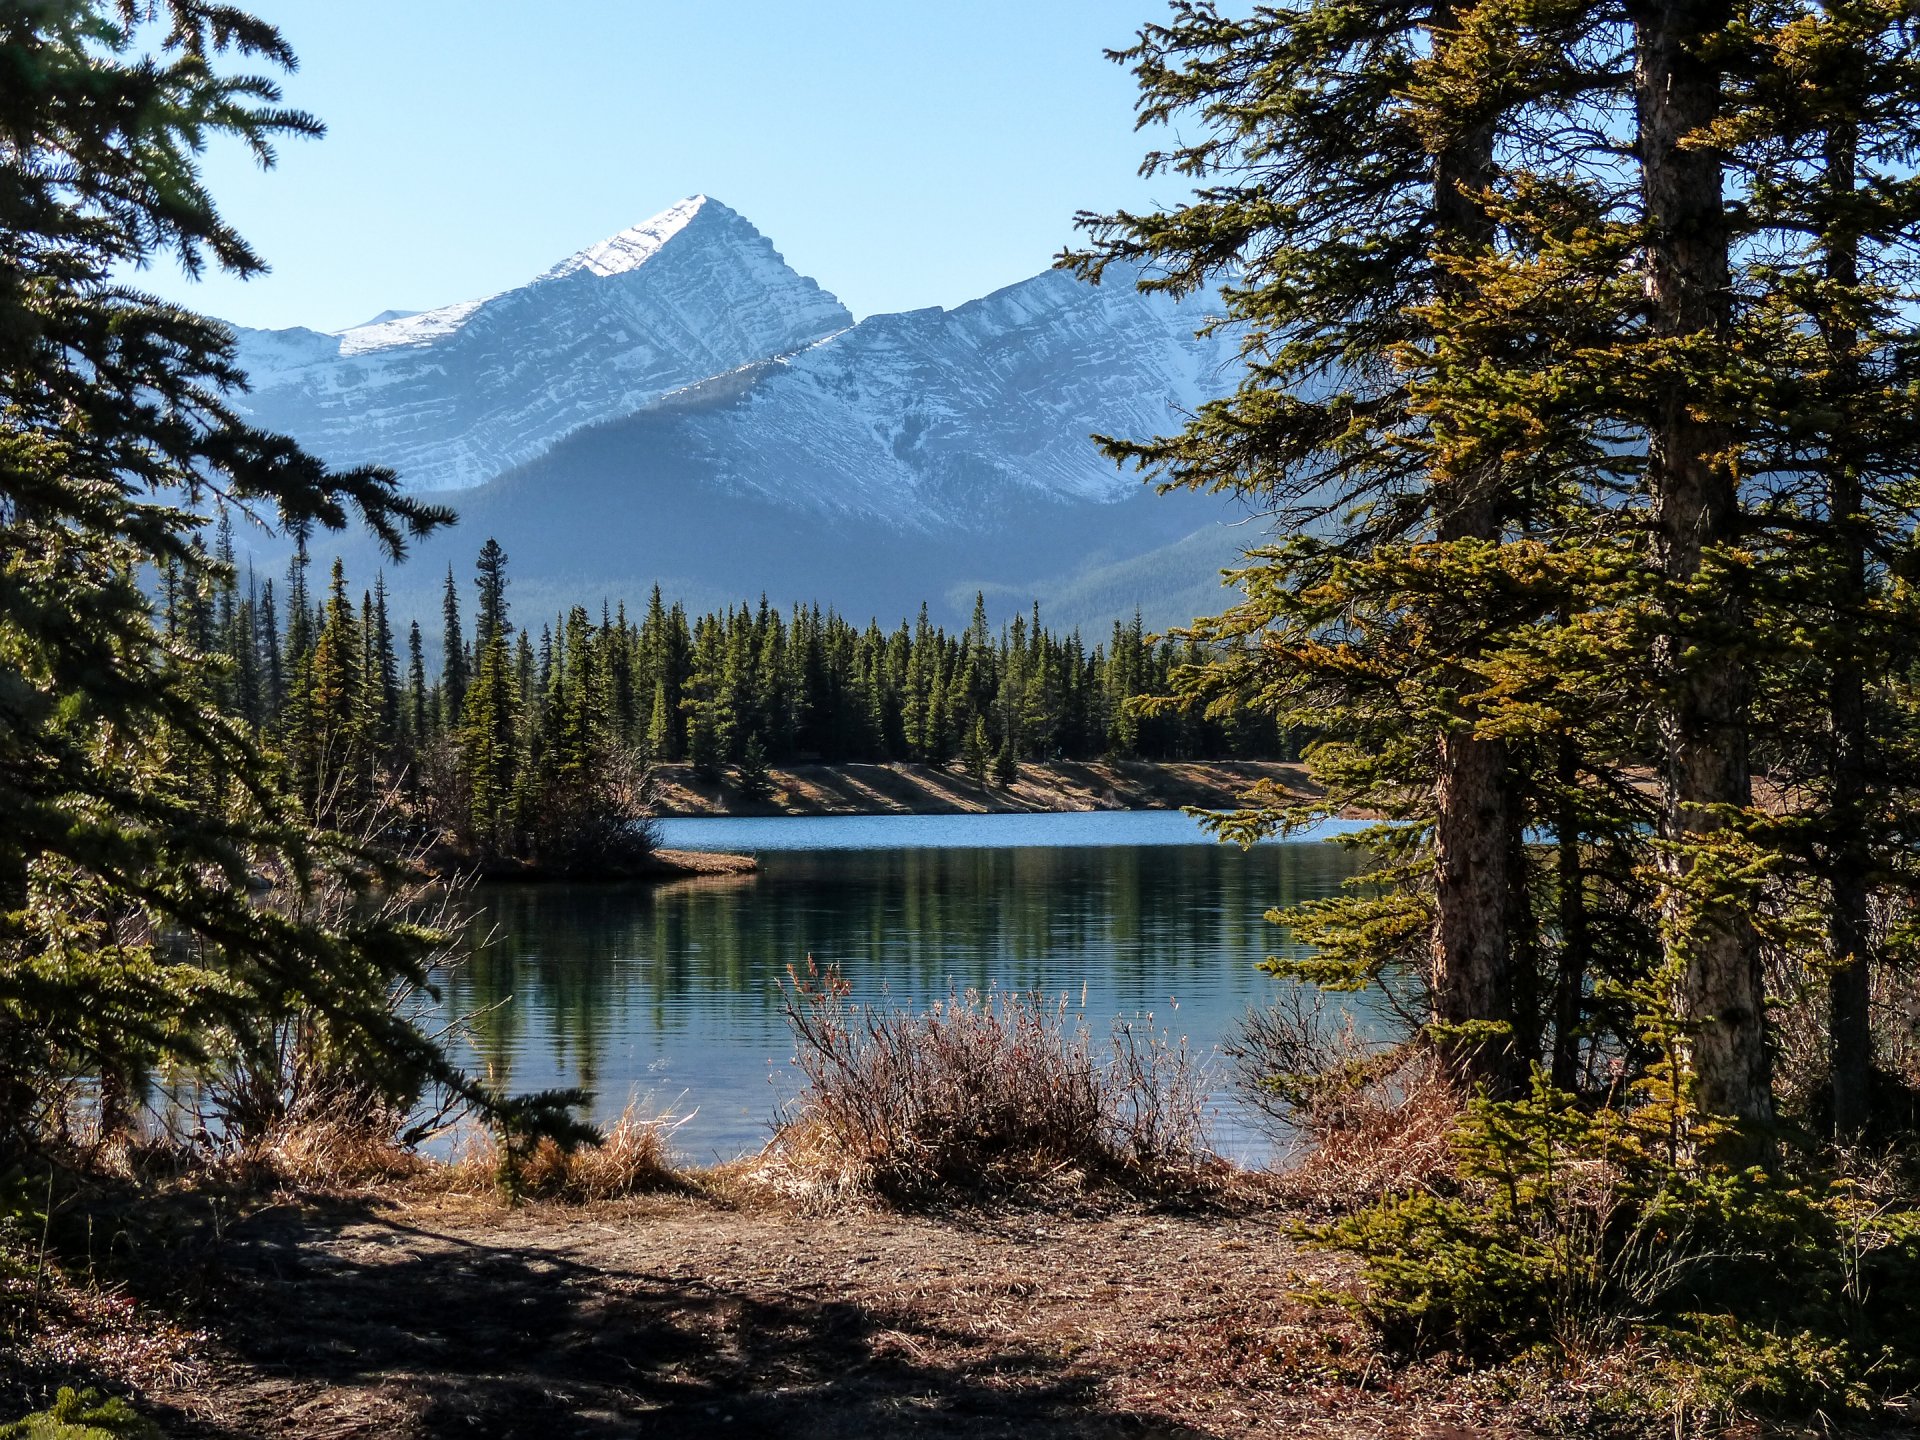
[179,529,1289,866]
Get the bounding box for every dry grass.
[744,962,1218,1208]
[1230,988,1459,1212]
[237,1115,428,1192]
[1267,1054,1458,1212]
[447,1100,691,1203]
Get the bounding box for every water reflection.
[441,837,1367,1162]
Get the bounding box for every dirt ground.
[20,1186,1567,1440]
[650,759,1318,819]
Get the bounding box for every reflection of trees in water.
[439,843,1366,1101]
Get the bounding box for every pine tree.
[963,715,992,787]
[474,538,511,652]
[993,737,1019,789]
[440,566,468,727]
[736,732,774,801]
[406,621,429,745]
[461,629,520,857]
[0,0,464,1157]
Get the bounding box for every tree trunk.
[1551,738,1590,1092]
[1634,0,1774,1138]
[1822,117,1872,1141]
[1426,61,1520,1096]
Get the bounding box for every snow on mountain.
[633,263,1235,529]
[229,196,852,492]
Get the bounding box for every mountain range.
[228,196,1260,632]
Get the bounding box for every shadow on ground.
[159,1203,1209,1439]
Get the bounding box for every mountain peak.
[233,192,852,492]
[543,195,734,282]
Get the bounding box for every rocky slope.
[232,197,852,493]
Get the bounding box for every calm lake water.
[442,811,1372,1164]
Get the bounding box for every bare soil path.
[138,1192,1523,1440]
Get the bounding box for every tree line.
[169,527,1292,863]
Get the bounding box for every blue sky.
[133,1,1191,333]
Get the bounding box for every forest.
[170,526,1287,865]
[1054,0,1920,1412]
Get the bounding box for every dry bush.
[450,1100,689,1202]
[1230,986,1457,1211]
[1270,1058,1460,1211]
[758,961,1214,1206]
[239,1115,427,1190]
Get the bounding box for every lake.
[442,810,1372,1164]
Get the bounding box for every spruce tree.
[0,0,461,1156]
[736,732,774,801]
[963,715,992,787]
[406,620,429,745]
[440,565,468,725]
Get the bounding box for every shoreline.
[426,844,760,886]
[648,757,1315,819]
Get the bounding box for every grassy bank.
[6,981,1876,1439]
[650,758,1319,818]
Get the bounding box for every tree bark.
[1426,49,1521,1096]
[1634,0,1774,1137]
[1822,117,1873,1141]
[1550,737,1590,1092]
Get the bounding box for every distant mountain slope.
[641,264,1239,527]
[225,197,1264,633]
[230,197,851,492]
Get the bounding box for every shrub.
[0,1389,157,1440]
[457,1100,685,1202]
[1313,1071,1920,1419]
[770,960,1212,1203]
[1231,985,1455,1210]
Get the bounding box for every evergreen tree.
[993,737,1019,789]
[440,565,468,726]
[461,628,520,857]
[736,732,774,801]
[0,0,463,1157]
[406,620,429,745]
[474,538,512,652]
[963,715,992,787]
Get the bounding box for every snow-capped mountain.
[229,197,1261,630]
[231,197,852,493]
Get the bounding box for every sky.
[130,1,1193,334]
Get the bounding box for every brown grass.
[742,962,1219,1208]
[1226,986,1458,1212]
[237,1115,428,1192]
[447,1100,691,1203]
[1268,1057,1459,1212]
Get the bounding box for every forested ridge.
[174,527,1290,863]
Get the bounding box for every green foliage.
[992,737,1018,789]
[0,1389,158,1440]
[0,0,607,1173]
[488,1086,600,1201]
[734,732,774,801]
[1314,1072,1920,1414]
[1072,0,1920,1408]
[0,0,475,1163]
